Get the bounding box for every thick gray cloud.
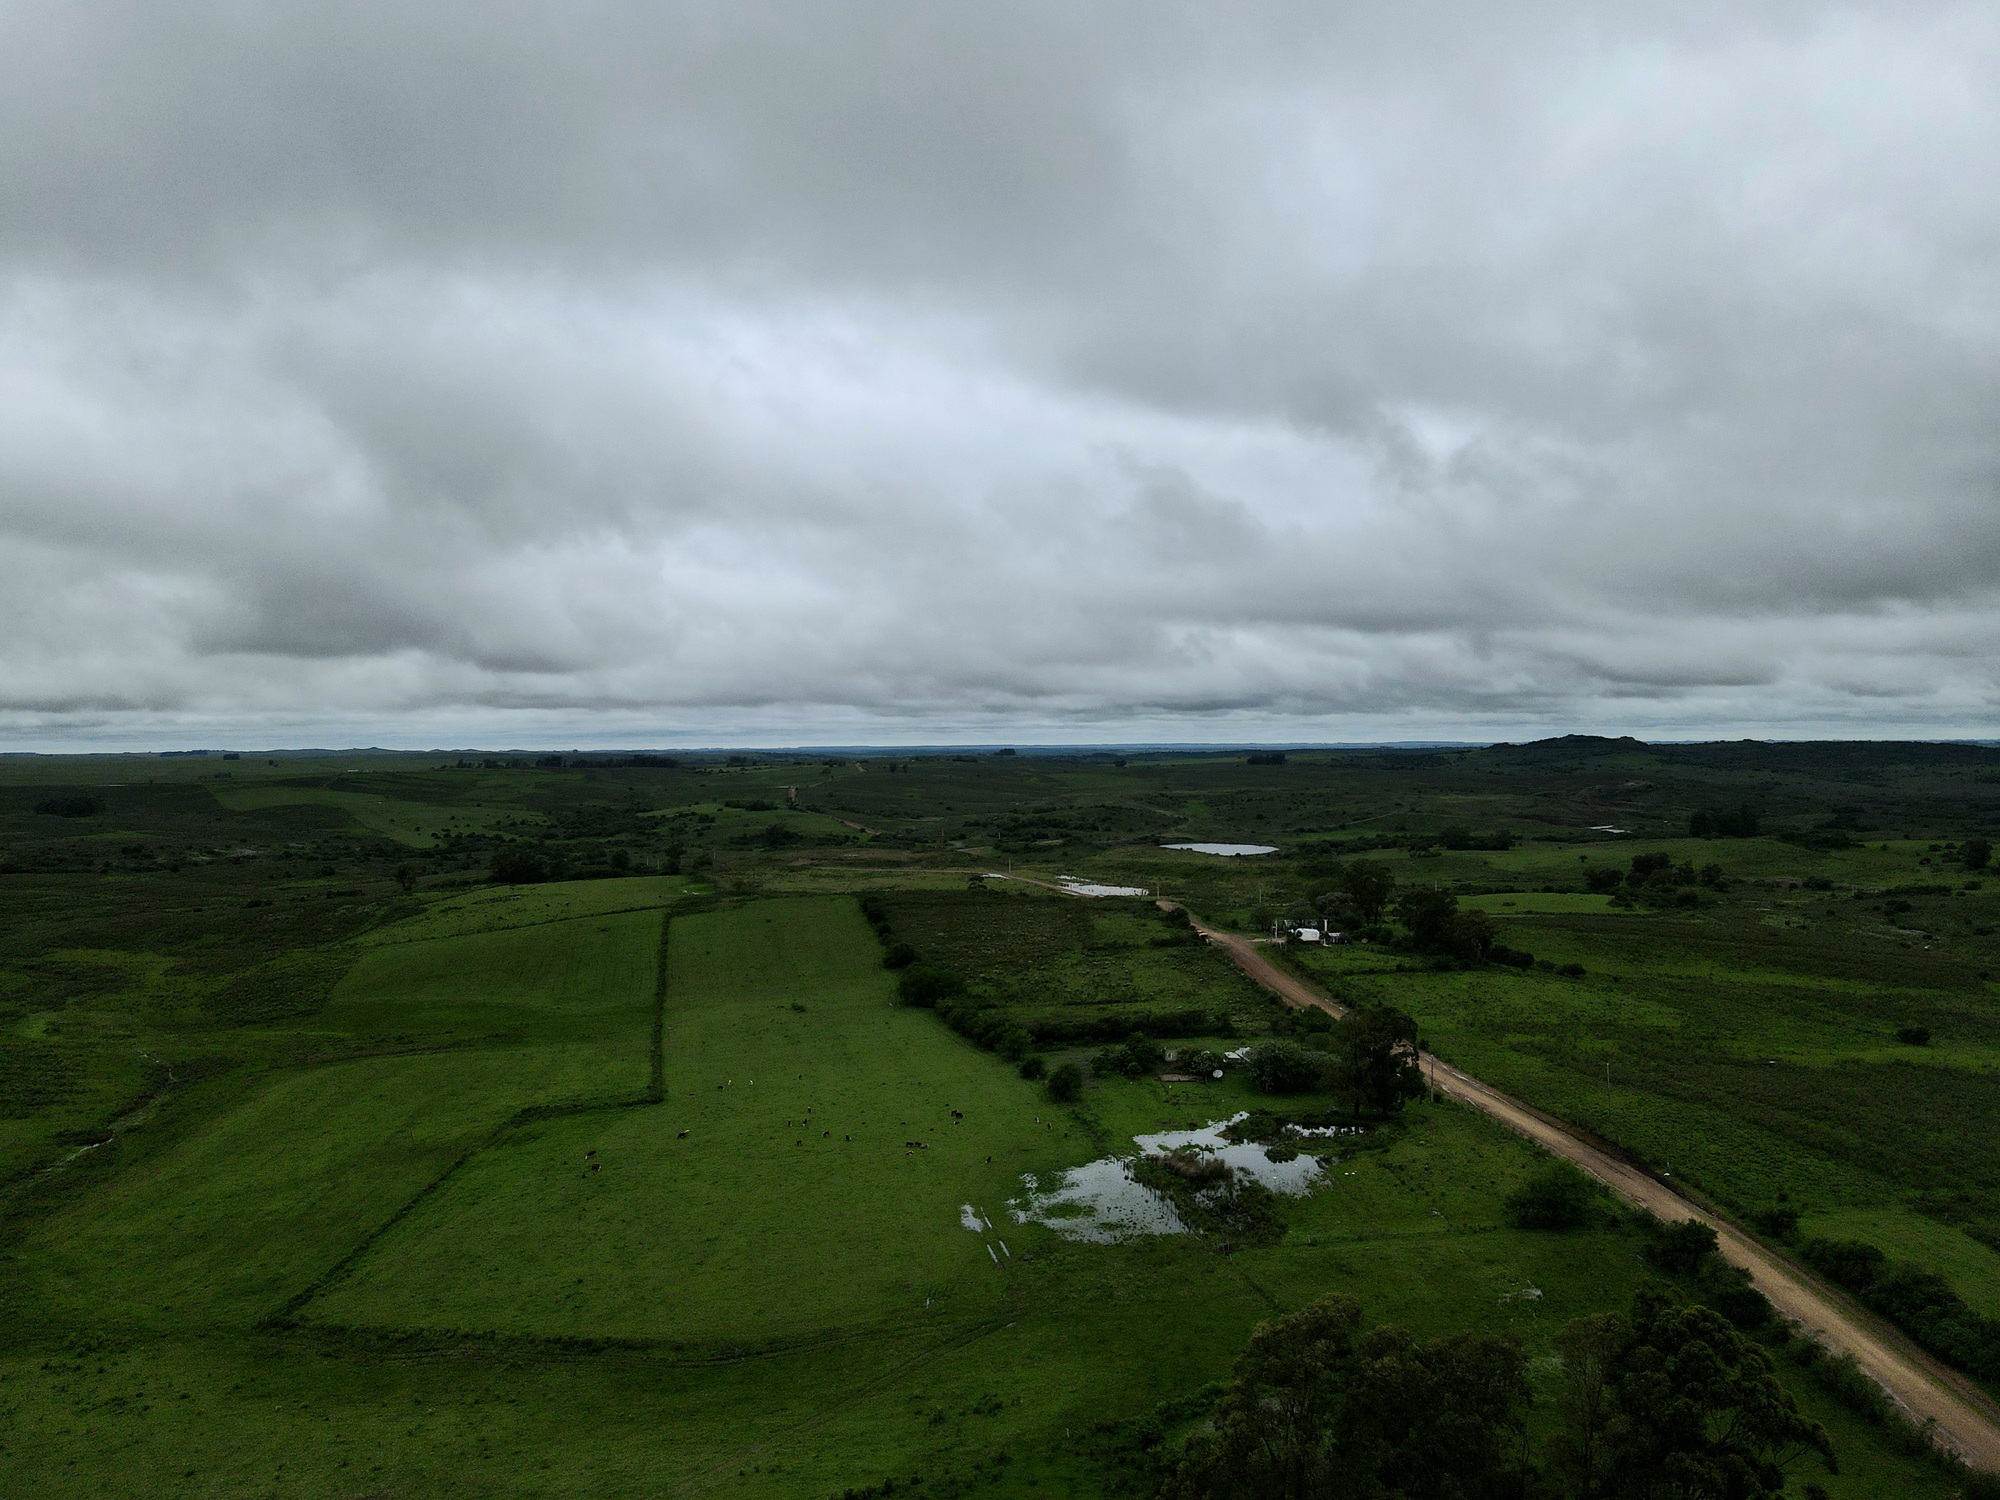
[2,1,1997,748]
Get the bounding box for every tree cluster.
[1291,859,1398,933]
[1246,1006,1426,1118]
[1390,888,1524,964]
[1094,1031,1166,1078]
[1584,854,1725,908]
[1166,1287,1832,1500]
[1638,1220,1775,1334]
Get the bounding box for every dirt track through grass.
[1179,905,2000,1474]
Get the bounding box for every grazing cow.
[677,1129,689,1139]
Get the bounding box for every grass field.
[6,742,1999,1494]
[308,896,1078,1347]
[9,889,664,1332]
[1294,896,2000,1331]
[213,783,538,847]
[0,888,1948,1494]
[872,885,1280,1044]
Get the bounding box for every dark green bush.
[490,847,552,884]
[33,795,102,818]
[1644,1218,1720,1277]
[1748,1203,1800,1241]
[1505,1163,1595,1230]
[1246,1040,1331,1095]
[896,966,966,1008]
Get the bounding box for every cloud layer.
[3,2,1997,746]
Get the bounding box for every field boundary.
[263,1305,1011,1370]
[269,890,723,1329]
[650,906,670,1101]
[263,1092,657,1326]
[359,896,690,948]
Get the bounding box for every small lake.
[1162,842,1278,857]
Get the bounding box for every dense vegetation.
[1168,1286,1832,1500]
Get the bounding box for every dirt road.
[1174,912,2000,1472]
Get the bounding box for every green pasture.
[873,886,1277,1039]
[646,800,864,846]
[321,907,658,1064]
[1802,1204,2000,1322]
[10,891,665,1331]
[212,782,536,847]
[9,736,2000,1495]
[12,1044,630,1330]
[1464,891,1619,914]
[309,896,1077,1346]
[354,873,695,947]
[0,887,1961,1495]
[1297,892,2000,1321]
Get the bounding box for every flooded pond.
[1004,1114,1336,1243]
[1055,876,1150,897]
[1162,842,1278,857]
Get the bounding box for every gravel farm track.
[990,873,2000,1472]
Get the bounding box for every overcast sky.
[2,2,1996,749]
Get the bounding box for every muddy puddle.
[1004,1113,1336,1243]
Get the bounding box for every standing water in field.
[1054,876,1150,897]
[1006,1114,1327,1243]
[1161,842,1278,856]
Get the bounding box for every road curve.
[1173,906,2000,1474]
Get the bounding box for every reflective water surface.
[1006,1114,1331,1243]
